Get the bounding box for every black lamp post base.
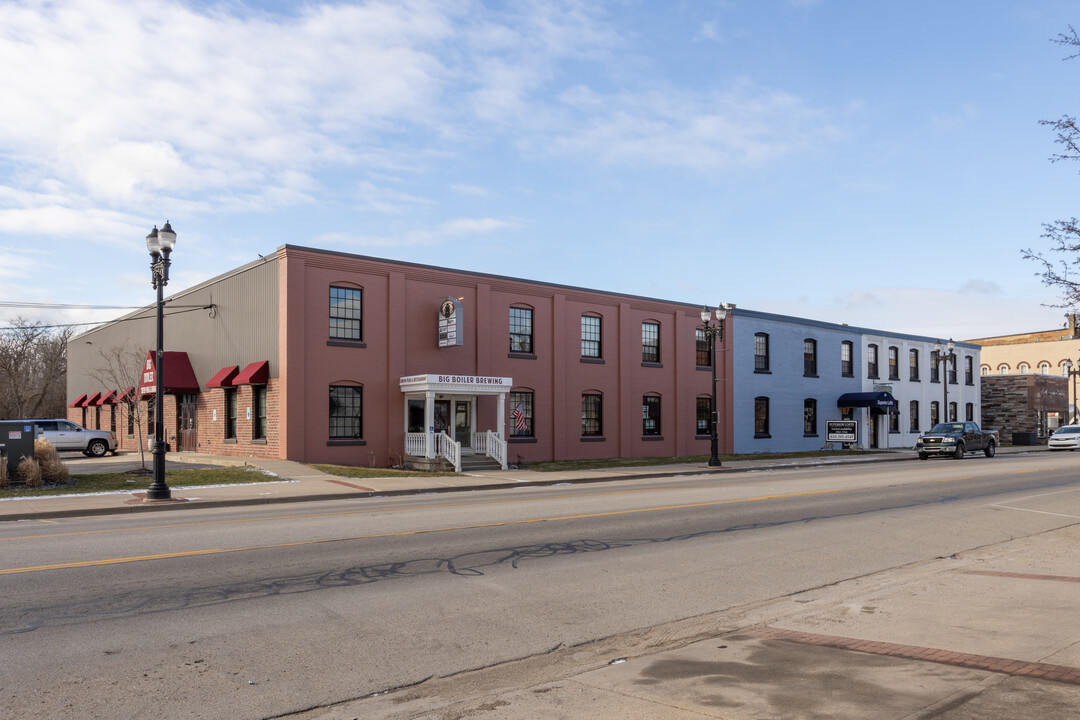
[707,457,723,467]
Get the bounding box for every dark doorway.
[178,394,198,451]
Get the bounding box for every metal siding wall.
[67,259,279,399]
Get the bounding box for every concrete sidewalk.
[341,523,1080,720]
[0,445,1036,522]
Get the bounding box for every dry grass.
[0,459,8,488]
[17,456,42,487]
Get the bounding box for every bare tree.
[1024,27,1080,306]
[0,317,72,419]
[87,346,151,470]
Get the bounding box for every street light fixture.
[700,303,733,467]
[146,221,176,501]
[933,338,956,424]
[1066,359,1080,424]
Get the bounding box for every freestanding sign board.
[827,420,858,443]
[437,298,463,348]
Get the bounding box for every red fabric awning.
[138,351,201,397]
[68,394,88,408]
[97,389,118,405]
[85,391,102,406]
[234,360,269,385]
[206,365,240,389]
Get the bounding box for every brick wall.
[980,375,1068,441]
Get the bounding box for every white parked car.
[19,419,118,457]
[1048,424,1080,451]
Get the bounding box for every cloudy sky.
[1,0,1078,340]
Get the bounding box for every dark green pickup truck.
[914,422,997,460]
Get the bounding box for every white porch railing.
[472,430,508,470]
[404,432,428,458]
[435,431,461,472]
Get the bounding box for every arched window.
[1039,362,1050,374]
[1018,363,1030,373]
[998,364,1009,375]
[981,365,990,376]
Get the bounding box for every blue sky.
[1,0,1078,340]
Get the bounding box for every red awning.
[118,387,136,403]
[97,389,118,405]
[68,394,88,408]
[138,351,201,397]
[85,391,102,406]
[234,360,269,385]
[206,365,240,389]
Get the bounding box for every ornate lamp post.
[700,304,732,467]
[933,338,956,423]
[146,222,176,500]
[1066,359,1080,424]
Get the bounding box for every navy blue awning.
[837,392,898,414]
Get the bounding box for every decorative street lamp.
[700,303,733,467]
[1066,359,1080,423]
[146,221,176,500]
[933,338,956,423]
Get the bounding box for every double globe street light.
[700,303,734,467]
[146,222,176,501]
[932,338,956,424]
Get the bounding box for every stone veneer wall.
[980,374,1068,441]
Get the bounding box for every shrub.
[35,437,60,464]
[17,456,42,487]
[40,458,71,485]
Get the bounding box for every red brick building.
[67,245,733,469]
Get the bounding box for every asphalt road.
[3,452,1080,719]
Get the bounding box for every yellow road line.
[0,464,1060,546]
[0,480,1004,575]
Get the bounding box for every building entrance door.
[178,394,198,451]
[434,400,451,435]
[455,401,471,447]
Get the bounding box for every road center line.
[2,471,1047,575]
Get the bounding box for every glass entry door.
[455,401,471,446]
[434,400,451,435]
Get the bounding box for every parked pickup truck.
[914,421,997,460]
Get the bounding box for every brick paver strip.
[960,570,1080,584]
[744,627,1080,686]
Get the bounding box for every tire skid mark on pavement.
[745,627,1080,685]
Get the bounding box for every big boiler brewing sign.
[438,297,463,347]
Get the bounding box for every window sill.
[888,376,900,382]
[223,438,237,444]
[695,434,711,439]
[508,437,537,443]
[804,374,819,379]
[508,352,537,360]
[580,436,605,442]
[803,434,819,438]
[327,340,366,348]
[641,435,664,441]
[754,370,771,375]
[641,361,663,368]
[910,378,920,383]
[251,438,267,445]
[580,357,605,364]
[696,365,713,371]
[754,433,772,439]
[327,439,366,446]
[841,372,853,378]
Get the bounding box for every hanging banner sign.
[438,298,464,347]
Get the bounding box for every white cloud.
[451,183,490,196]
[439,217,515,235]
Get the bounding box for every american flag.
[512,403,527,432]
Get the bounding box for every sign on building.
[438,298,463,347]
